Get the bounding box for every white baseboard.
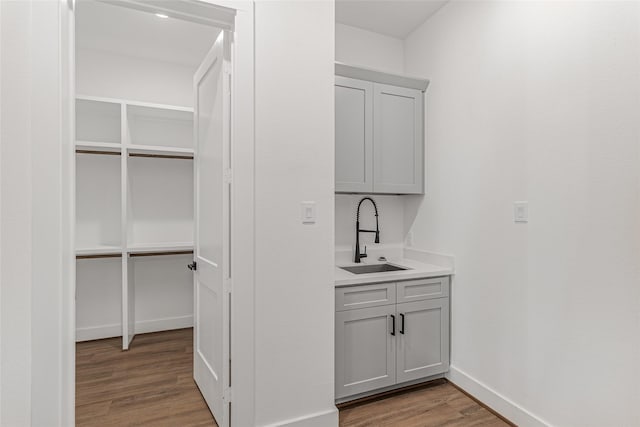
[76,315,193,342]
[76,323,121,341]
[135,315,193,334]
[263,407,339,427]
[447,366,550,427]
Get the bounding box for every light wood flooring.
[76,328,216,427]
[76,328,510,427]
[339,382,512,427]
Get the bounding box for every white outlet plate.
[514,201,528,223]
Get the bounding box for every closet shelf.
[76,141,122,154]
[127,242,194,255]
[127,144,194,159]
[77,94,194,113]
[76,243,194,259]
[76,245,123,258]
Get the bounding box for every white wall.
[404,2,640,426]
[76,48,195,107]
[254,1,337,426]
[1,0,74,425]
[335,23,404,74]
[1,3,33,424]
[335,194,405,262]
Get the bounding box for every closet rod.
[129,250,194,258]
[129,153,193,160]
[76,253,122,260]
[76,149,121,156]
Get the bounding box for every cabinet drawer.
[336,283,396,311]
[396,277,449,303]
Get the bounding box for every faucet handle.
[361,246,368,258]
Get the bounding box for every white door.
[192,31,231,427]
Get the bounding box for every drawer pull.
[390,314,396,336]
[400,313,405,334]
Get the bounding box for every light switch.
[514,201,528,223]
[301,201,316,224]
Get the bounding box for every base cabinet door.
[335,305,396,399]
[396,299,449,383]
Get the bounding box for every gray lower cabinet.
[335,305,396,399]
[396,299,449,383]
[335,277,450,400]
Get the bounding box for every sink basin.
[340,263,409,274]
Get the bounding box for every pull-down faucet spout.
[354,197,380,263]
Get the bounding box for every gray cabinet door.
[335,76,373,193]
[396,298,449,384]
[373,83,423,194]
[335,305,396,399]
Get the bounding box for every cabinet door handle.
[400,313,405,335]
[390,314,396,336]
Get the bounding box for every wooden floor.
[77,328,509,427]
[76,328,217,427]
[339,382,511,427]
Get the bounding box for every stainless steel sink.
[340,263,409,274]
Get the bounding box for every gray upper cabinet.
[335,64,428,195]
[373,84,423,194]
[335,76,373,192]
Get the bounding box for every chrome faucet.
[354,197,380,263]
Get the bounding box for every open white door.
[192,30,231,427]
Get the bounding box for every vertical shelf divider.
[121,102,135,350]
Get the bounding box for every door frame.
[60,1,255,425]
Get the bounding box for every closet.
[75,0,219,350]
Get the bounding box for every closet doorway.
[71,1,250,425]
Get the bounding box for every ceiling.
[76,0,220,68]
[336,0,449,39]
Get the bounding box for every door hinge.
[224,169,232,183]
[224,278,232,292]
[223,387,232,403]
[187,261,197,271]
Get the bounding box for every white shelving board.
[75,95,195,349]
[76,245,123,257]
[128,242,194,254]
[76,141,122,153]
[128,144,194,157]
[75,243,193,257]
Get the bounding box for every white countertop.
[335,257,453,287]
